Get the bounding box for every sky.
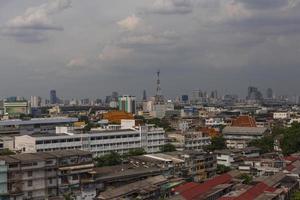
[1,0,300,100]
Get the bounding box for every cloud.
[120,31,179,46]
[66,57,87,69]
[1,0,71,42]
[146,0,194,15]
[98,46,133,62]
[117,15,141,31]
[236,0,288,10]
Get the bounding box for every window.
[28,180,32,187]
[46,160,53,165]
[28,191,32,197]
[27,171,32,177]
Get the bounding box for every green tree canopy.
[127,148,146,157]
[160,143,176,152]
[0,149,15,156]
[94,151,122,167]
[205,136,226,152]
[217,164,231,174]
[248,135,274,154]
[238,173,253,184]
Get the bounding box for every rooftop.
[0,150,91,163]
[223,126,268,135]
[0,117,78,126]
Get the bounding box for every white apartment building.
[30,96,42,108]
[205,118,225,127]
[0,150,94,200]
[223,126,268,149]
[184,132,211,151]
[15,125,165,157]
[0,117,78,135]
[273,112,290,120]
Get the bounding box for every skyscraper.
[142,90,147,101]
[246,86,262,101]
[118,95,136,114]
[30,96,42,108]
[50,90,57,104]
[154,70,164,104]
[266,88,273,99]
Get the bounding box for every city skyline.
[1,0,300,98]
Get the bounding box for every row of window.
[36,134,142,145]
[90,134,140,140]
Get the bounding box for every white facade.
[273,112,290,120]
[30,96,42,108]
[0,117,78,135]
[205,118,225,126]
[184,132,211,151]
[216,154,235,167]
[15,125,165,157]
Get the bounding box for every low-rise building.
[239,156,286,176]
[0,150,94,200]
[130,151,217,182]
[15,124,166,157]
[184,132,211,151]
[0,117,78,135]
[97,175,168,200]
[215,147,260,168]
[273,112,290,120]
[223,126,268,149]
[0,160,8,199]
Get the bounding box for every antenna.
[156,70,161,96]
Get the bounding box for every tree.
[280,123,300,155]
[134,115,146,123]
[248,135,274,154]
[146,118,175,132]
[238,173,253,184]
[292,191,300,200]
[127,148,146,156]
[94,151,122,167]
[0,149,15,156]
[160,143,176,152]
[205,136,226,152]
[217,164,231,174]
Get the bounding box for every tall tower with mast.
[155,70,164,104]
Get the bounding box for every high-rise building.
[50,90,57,104]
[181,95,189,103]
[210,90,218,99]
[30,96,42,108]
[154,70,164,104]
[111,91,119,101]
[143,90,147,101]
[266,88,273,99]
[246,86,262,101]
[118,95,136,114]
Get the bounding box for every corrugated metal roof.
[174,173,233,200]
[223,126,267,135]
[0,117,78,126]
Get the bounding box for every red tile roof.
[174,182,199,194]
[285,164,295,172]
[174,173,232,200]
[231,116,256,127]
[284,156,298,163]
[219,182,277,200]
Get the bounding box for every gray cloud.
[236,0,288,10]
[144,0,194,15]
[1,0,300,99]
[1,0,71,42]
